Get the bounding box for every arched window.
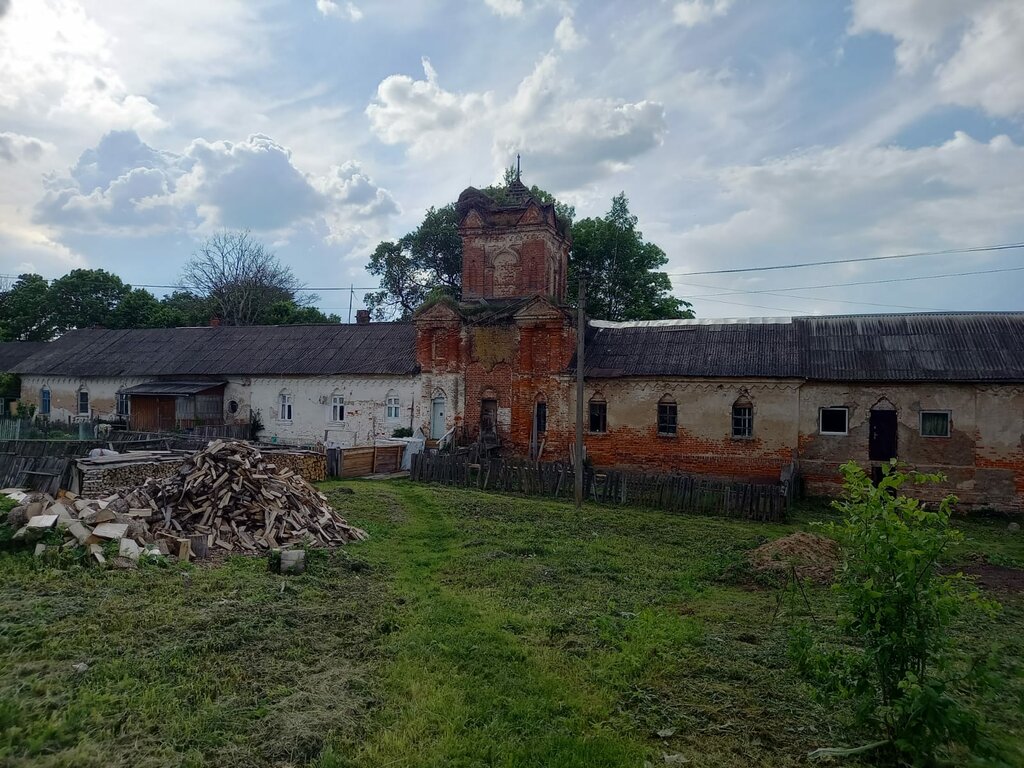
[657,394,677,435]
[588,393,607,433]
[40,386,51,416]
[77,387,90,416]
[330,391,345,422]
[534,393,547,434]
[385,390,399,420]
[732,394,753,438]
[278,389,293,421]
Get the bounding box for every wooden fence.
[410,452,790,521]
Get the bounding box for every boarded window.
[589,400,607,433]
[657,398,677,435]
[77,390,89,415]
[921,411,950,437]
[820,407,848,435]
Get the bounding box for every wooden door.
[869,409,898,461]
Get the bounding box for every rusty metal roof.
[13,324,419,378]
[582,313,1024,382]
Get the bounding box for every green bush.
[791,461,1000,765]
[391,427,413,438]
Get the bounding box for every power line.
[681,265,1024,300]
[664,242,1024,278]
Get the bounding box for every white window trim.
[386,395,400,420]
[77,389,90,416]
[819,406,849,436]
[116,392,130,417]
[278,392,293,422]
[920,410,951,438]
[330,394,345,423]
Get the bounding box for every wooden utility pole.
[575,277,585,509]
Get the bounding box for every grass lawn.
[1,481,1021,767]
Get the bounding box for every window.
[386,393,400,420]
[331,393,345,422]
[819,407,849,435]
[77,389,89,416]
[921,411,950,438]
[40,387,50,416]
[278,391,293,421]
[116,392,130,417]
[657,396,677,435]
[732,406,753,438]
[589,398,607,433]
[535,401,547,433]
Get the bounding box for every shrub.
[391,427,413,438]
[791,461,999,765]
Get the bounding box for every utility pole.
[575,277,585,510]
[347,283,354,324]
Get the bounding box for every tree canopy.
[0,232,338,340]
[364,173,690,321]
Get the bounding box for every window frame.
[385,394,400,420]
[920,410,951,438]
[77,389,89,416]
[535,401,547,434]
[732,404,753,439]
[115,392,130,417]
[40,387,51,416]
[278,391,293,422]
[819,406,849,436]
[657,400,677,436]
[588,399,607,434]
[331,393,345,423]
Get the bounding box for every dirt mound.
[947,563,1024,592]
[749,532,839,583]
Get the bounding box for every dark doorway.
[481,399,498,436]
[869,409,898,462]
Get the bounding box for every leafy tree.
[181,230,311,326]
[48,269,131,334]
[109,288,169,329]
[158,290,218,327]
[364,177,690,321]
[0,274,55,340]
[365,205,462,319]
[568,193,692,321]
[791,461,999,765]
[263,300,340,325]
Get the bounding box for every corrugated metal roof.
[13,324,419,377]
[120,379,227,396]
[0,342,49,371]
[582,312,1024,382]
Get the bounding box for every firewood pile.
[3,440,365,565]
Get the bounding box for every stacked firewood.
[126,440,366,552]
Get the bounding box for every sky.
[1,0,1023,320]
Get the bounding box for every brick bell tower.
[456,176,571,304]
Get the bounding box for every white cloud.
[0,0,162,131]
[673,0,734,28]
[366,54,666,190]
[316,0,363,21]
[554,13,585,51]
[0,133,54,164]
[676,133,1024,291]
[366,58,493,155]
[36,131,397,240]
[484,0,524,18]
[850,0,1024,116]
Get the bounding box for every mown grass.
[1,482,1021,767]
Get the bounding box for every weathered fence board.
[410,452,789,521]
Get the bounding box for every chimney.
[355,309,370,325]
[209,316,221,327]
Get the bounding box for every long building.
[12,177,1024,511]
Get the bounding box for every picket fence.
[410,452,790,522]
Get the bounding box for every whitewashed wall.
[20,375,148,421]
[249,375,419,446]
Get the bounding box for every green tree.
[263,300,340,325]
[108,288,169,329]
[791,462,999,765]
[364,178,690,321]
[48,268,131,334]
[158,290,218,327]
[568,193,692,321]
[0,274,55,340]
